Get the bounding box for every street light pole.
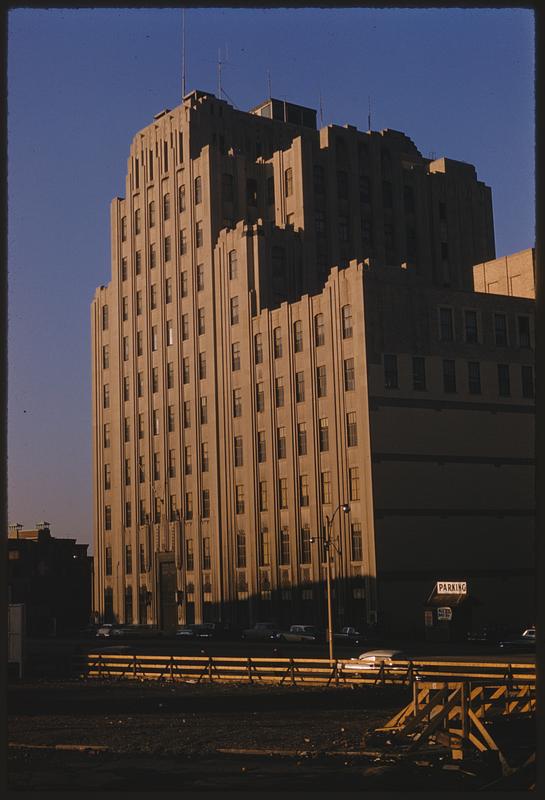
[323,503,350,662]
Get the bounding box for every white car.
[340,649,410,675]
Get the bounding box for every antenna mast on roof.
[319,89,324,126]
[267,69,272,98]
[368,95,372,132]
[182,8,187,100]
[217,47,223,99]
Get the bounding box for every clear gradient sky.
[7,7,534,550]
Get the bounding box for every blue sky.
[7,7,534,549]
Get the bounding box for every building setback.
[91,90,534,634]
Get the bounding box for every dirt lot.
[7,678,534,790]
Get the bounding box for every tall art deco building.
[92,90,534,634]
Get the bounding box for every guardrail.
[76,654,536,687]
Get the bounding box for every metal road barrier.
[76,654,536,688]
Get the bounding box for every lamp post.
[323,503,350,662]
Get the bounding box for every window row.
[438,307,532,348]
[102,399,208,444]
[384,354,535,398]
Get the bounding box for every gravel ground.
[7,678,534,790]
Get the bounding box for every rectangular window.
[230,296,239,325]
[151,326,158,352]
[153,451,160,480]
[184,446,192,475]
[124,417,130,443]
[183,357,190,384]
[152,367,159,393]
[149,242,156,269]
[181,313,189,341]
[167,361,174,389]
[231,342,241,371]
[344,358,355,391]
[125,501,132,528]
[139,542,146,572]
[468,361,481,394]
[443,359,457,393]
[197,263,204,291]
[168,405,175,432]
[136,331,143,357]
[233,387,242,418]
[139,499,146,524]
[164,236,171,262]
[103,422,111,448]
[200,396,208,424]
[201,442,209,472]
[165,278,172,304]
[104,463,111,490]
[284,167,293,197]
[123,336,129,361]
[138,413,145,439]
[234,436,243,467]
[102,305,109,330]
[198,352,206,379]
[202,536,211,569]
[183,400,191,429]
[236,531,246,568]
[148,200,155,227]
[518,316,531,348]
[273,327,283,358]
[123,376,130,401]
[384,354,398,389]
[102,345,110,369]
[297,423,307,456]
[257,431,266,463]
[342,305,353,339]
[121,256,128,280]
[498,364,511,396]
[439,307,454,341]
[186,539,194,570]
[169,495,177,522]
[275,377,284,408]
[277,427,286,460]
[134,208,141,234]
[350,523,363,562]
[465,310,479,343]
[194,176,202,204]
[256,382,264,413]
[293,321,303,352]
[198,307,205,335]
[314,313,325,346]
[300,526,311,563]
[125,544,133,575]
[412,356,426,391]
[521,365,534,399]
[103,384,110,409]
[494,313,508,346]
[105,546,113,575]
[260,528,271,566]
[138,455,145,483]
[254,333,263,364]
[122,297,128,321]
[185,492,193,521]
[121,216,127,242]
[319,418,329,452]
[321,471,331,504]
[195,221,203,248]
[136,290,142,316]
[135,251,141,275]
[279,478,288,509]
[349,466,360,501]
[316,365,327,397]
[180,229,187,256]
[267,175,275,205]
[235,484,245,515]
[279,528,290,565]
[104,505,112,531]
[246,178,258,206]
[150,284,158,310]
[168,449,176,478]
[299,475,310,507]
[228,249,237,279]
[201,490,210,519]
[163,192,170,221]
[136,372,143,397]
[259,481,268,512]
[295,371,305,403]
[346,412,358,447]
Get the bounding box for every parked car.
[275,625,321,643]
[340,649,411,676]
[241,622,281,641]
[334,626,366,645]
[499,627,536,652]
[96,624,119,638]
[176,623,215,639]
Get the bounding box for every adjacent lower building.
[8,522,93,636]
[91,90,534,635]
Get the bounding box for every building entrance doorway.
[158,560,177,632]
